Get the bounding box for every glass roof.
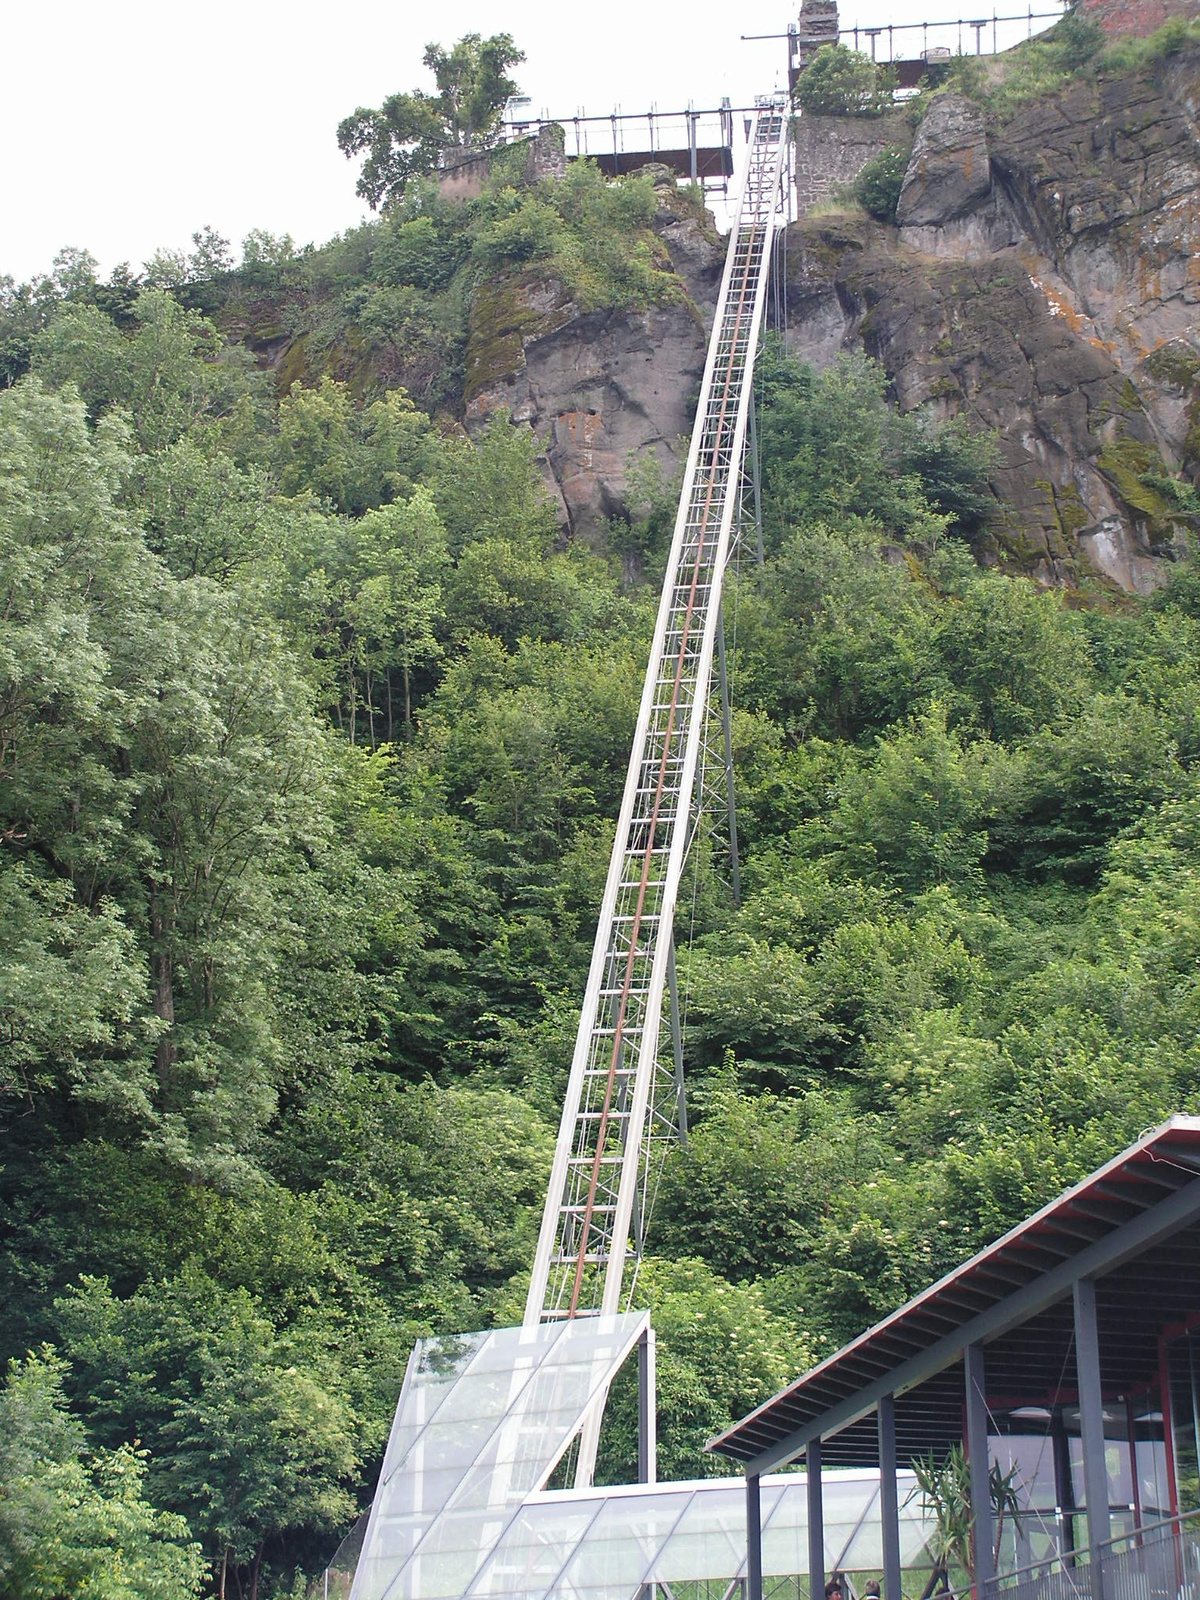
[350,1314,937,1600]
[350,1313,651,1600]
[468,1469,936,1600]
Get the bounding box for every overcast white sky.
[1,0,1057,284]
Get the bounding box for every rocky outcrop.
[784,47,1200,590]
[410,51,1199,589]
[896,94,991,226]
[463,181,724,542]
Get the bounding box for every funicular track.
[524,100,789,1391]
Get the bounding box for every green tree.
[794,45,897,115]
[833,702,999,891]
[430,411,558,554]
[2,378,334,1170]
[275,377,432,514]
[0,1349,204,1600]
[756,346,944,547]
[338,34,525,209]
[591,1257,811,1482]
[56,1273,356,1600]
[32,288,264,455]
[271,489,448,742]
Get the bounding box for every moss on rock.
[1097,435,1179,541]
[463,269,574,405]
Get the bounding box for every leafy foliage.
[794,45,898,116]
[852,144,910,222]
[0,1350,205,1600]
[338,34,524,209]
[7,120,1200,1597]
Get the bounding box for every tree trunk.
[149,894,176,1090]
[403,656,412,737]
[250,1541,265,1600]
[367,667,377,750]
[219,1549,229,1600]
[386,669,394,744]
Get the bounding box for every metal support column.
[747,1472,764,1600]
[1074,1276,1111,1597]
[716,605,741,907]
[666,936,687,1143]
[965,1344,994,1593]
[808,1438,825,1600]
[878,1394,903,1600]
[638,1325,657,1485]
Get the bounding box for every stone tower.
[796,0,840,67]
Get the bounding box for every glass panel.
[470,1501,603,1595]
[353,1314,649,1600]
[657,1483,746,1580]
[425,1370,542,1428]
[452,1326,562,1375]
[414,1331,490,1377]
[554,1491,690,1588]
[377,1467,470,1521]
[1168,1333,1200,1513]
[1063,1408,1135,1511]
[1132,1392,1170,1520]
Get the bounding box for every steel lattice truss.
[524,101,789,1364]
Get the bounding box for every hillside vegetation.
[4,128,1200,1600]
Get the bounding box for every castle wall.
[437,127,567,205]
[793,107,911,214]
[1081,0,1198,34]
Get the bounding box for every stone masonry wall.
[1081,0,1198,34]
[793,107,912,214]
[437,127,567,205]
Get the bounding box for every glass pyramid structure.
[347,1312,936,1600]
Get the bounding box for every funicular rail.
[524,99,788,1365]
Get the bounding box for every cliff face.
[462,177,725,543]
[461,51,1198,590]
[786,49,1200,589]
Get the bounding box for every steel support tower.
[522,98,788,1479]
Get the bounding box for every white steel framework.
[523,99,788,1364]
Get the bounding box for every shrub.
[1051,9,1105,68]
[1099,13,1200,71]
[795,45,898,116]
[470,190,567,268]
[853,145,910,222]
[373,214,465,289]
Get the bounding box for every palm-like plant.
[908,1444,1025,1591]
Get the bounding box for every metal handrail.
[987,1506,1200,1593]
[1097,1507,1200,1558]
